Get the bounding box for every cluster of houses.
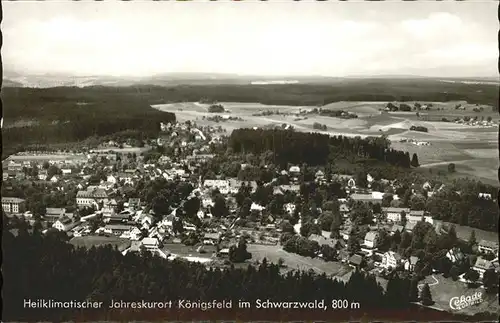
[2,158,82,183]
[455,118,496,128]
[398,138,431,146]
[308,217,499,284]
[3,121,499,282]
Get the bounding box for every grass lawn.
[422,274,499,315]
[434,221,499,243]
[162,243,216,259]
[391,141,470,165]
[247,244,352,278]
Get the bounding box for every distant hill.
[2,79,24,87]
[2,72,345,88]
[3,69,497,88]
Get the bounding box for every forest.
[3,79,497,157]
[46,78,499,108]
[228,129,412,168]
[3,229,497,321]
[425,179,499,232]
[2,87,176,157]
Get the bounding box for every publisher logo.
[449,292,483,310]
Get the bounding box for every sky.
[2,1,498,78]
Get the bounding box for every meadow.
[247,243,352,279]
[434,220,499,243]
[153,100,498,184]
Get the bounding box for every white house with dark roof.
[142,237,160,252]
[360,231,379,256]
[403,256,419,271]
[203,232,221,245]
[381,251,402,269]
[363,231,379,249]
[53,216,80,232]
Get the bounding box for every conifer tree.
[420,283,434,306]
[409,278,419,302]
[468,230,477,249]
[411,153,419,167]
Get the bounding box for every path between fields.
[419,159,477,168]
[418,275,439,291]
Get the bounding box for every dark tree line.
[2,87,175,157]
[3,229,497,321]
[410,125,429,133]
[229,129,413,168]
[34,80,496,110]
[317,109,358,119]
[3,230,393,321]
[425,179,499,232]
[229,129,330,166]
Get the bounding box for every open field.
[153,101,498,184]
[416,158,499,187]
[435,220,499,243]
[91,147,152,154]
[162,243,216,260]
[420,274,499,315]
[6,154,87,161]
[247,243,352,280]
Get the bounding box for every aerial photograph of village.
[2,1,499,322]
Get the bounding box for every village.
[2,120,499,314]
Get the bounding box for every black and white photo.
[2,1,499,321]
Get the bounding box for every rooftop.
[364,231,378,241]
[474,257,493,270]
[349,254,364,265]
[382,207,410,213]
[479,240,499,249]
[2,197,25,204]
